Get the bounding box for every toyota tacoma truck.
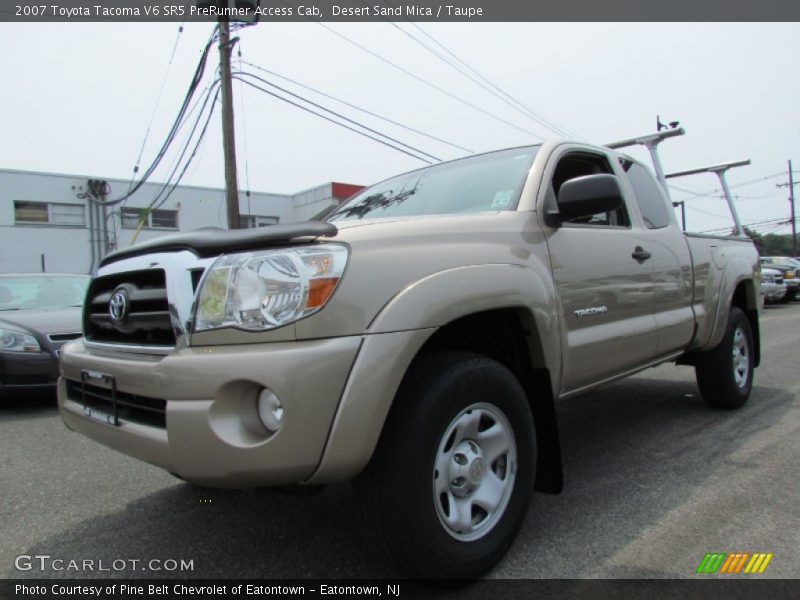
[58,138,761,578]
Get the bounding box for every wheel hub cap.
[732,326,750,389]
[433,403,517,542]
[447,441,487,496]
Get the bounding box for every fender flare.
[705,260,759,358]
[306,263,562,485]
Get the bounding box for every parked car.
[760,268,787,304]
[759,257,799,301]
[58,142,760,579]
[0,273,88,398]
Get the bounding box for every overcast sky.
[2,22,798,234]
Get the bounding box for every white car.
[761,268,787,304]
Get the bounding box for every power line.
[235,70,440,163]
[684,204,730,219]
[147,80,220,210]
[150,79,220,195]
[702,218,779,233]
[129,24,185,192]
[235,69,440,161]
[109,27,219,207]
[276,0,546,140]
[149,85,222,212]
[700,215,798,235]
[234,75,435,164]
[403,23,578,139]
[668,183,705,196]
[241,59,474,154]
[375,2,576,138]
[672,171,788,203]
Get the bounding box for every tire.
[695,307,754,409]
[356,352,536,580]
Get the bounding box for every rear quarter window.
[623,161,672,229]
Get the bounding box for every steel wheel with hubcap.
[696,306,755,409]
[357,352,536,579]
[731,326,750,390]
[434,403,517,542]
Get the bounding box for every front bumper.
[762,283,787,302]
[57,337,361,487]
[0,350,59,396]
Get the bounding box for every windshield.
[327,146,539,222]
[763,257,799,266]
[0,275,89,311]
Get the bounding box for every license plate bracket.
[80,370,119,426]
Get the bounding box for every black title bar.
[3,0,800,22]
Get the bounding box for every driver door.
[541,147,659,393]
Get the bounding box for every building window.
[121,207,178,230]
[14,201,85,226]
[120,208,141,228]
[242,215,279,228]
[151,209,178,229]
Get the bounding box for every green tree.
[744,227,794,256]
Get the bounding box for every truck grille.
[65,379,167,429]
[84,269,176,346]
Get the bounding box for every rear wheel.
[695,307,754,409]
[357,352,536,579]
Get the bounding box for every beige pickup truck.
[58,137,760,578]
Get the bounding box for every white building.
[0,168,363,274]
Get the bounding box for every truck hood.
[328,212,515,247]
[101,222,338,266]
[330,212,503,233]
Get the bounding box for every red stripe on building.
[331,182,365,200]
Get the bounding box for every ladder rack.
[665,159,751,236]
[605,127,750,237]
[606,127,686,195]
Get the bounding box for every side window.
[552,153,630,227]
[622,160,672,229]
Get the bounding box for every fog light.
[257,388,284,434]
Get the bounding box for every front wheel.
[695,307,754,409]
[357,352,536,579]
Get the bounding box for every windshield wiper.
[331,187,418,220]
[0,308,21,311]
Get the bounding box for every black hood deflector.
[101,222,338,266]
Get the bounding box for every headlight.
[0,328,41,353]
[194,244,349,332]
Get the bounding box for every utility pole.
[672,201,686,231]
[778,160,796,255]
[218,18,241,229]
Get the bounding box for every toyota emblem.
[108,289,129,324]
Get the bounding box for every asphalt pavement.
[2,302,799,580]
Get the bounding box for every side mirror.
[546,174,624,225]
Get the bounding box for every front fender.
[306,263,561,484]
[368,263,560,387]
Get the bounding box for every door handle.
[632,247,651,263]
